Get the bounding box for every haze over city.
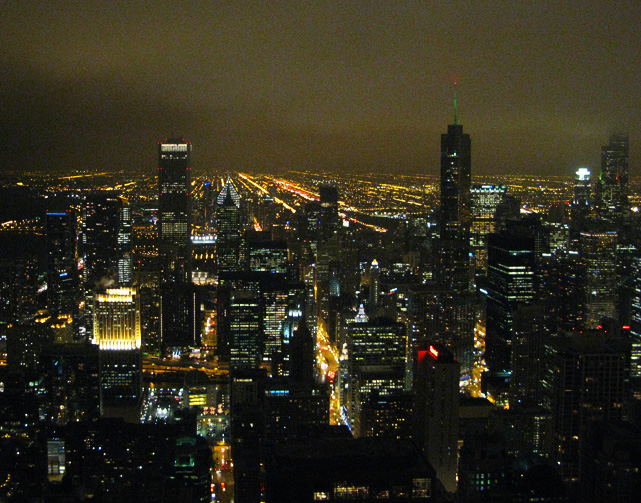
[1,0,639,175]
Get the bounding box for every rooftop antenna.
[453,80,458,125]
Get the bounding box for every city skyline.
[1,1,639,176]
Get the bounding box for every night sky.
[1,1,639,176]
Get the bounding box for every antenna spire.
[453,80,458,125]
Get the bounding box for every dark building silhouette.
[40,342,100,424]
[45,210,79,320]
[485,225,537,373]
[0,232,43,330]
[580,420,641,503]
[597,133,629,225]
[263,434,439,502]
[438,121,471,293]
[413,343,459,493]
[63,419,210,502]
[157,138,196,350]
[544,332,630,484]
[509,303,547,408]
[319,184,341,240]
[436,112,476,377]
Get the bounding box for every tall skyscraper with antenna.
[438,82,472,293]
[435,83,475,376]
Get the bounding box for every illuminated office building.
[117,203,132,285]
[94,287,142,410]
[247,232,288,274]
[345,315,407,431]
[630,254,641,377]
[470,184,507,276]
[228,289,262,372]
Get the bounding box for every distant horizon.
[1,2,638,177]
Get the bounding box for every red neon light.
[417,350,427,364]
[429,345,439,359]
[623,325,630,330]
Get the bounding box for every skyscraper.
[157,138,192,282]
[570,168,592,247]
[157,138,195,350]
[345,315,407,431]
[580,225,618,329]
[413,343,460,493]
[470,184,507,277]
[93,287,142,414]
[216,178,243,273]
[45,210,79,319]
[597,133,629,224]
[545,332,629,484]
[438,118,471,293]
[81,192,127,336]
[435,95,476,377]
[485,227,537,373]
